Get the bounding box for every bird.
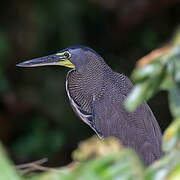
[17,45,162,165]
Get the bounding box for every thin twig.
[16,158,48,169]
[16,158,78,176]
[30,164,60,172]
[16,158,60,176]
[137,44,172,67]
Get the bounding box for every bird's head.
[16,46,101,70]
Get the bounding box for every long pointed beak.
[16,53,75,68]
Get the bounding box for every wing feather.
[92,91,162,165]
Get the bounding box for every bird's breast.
[66,70,93,114]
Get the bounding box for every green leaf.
[125,81,150,112]
[159,61,173,90]
[163,118,180,153]
[145,149,180,180]
[131,62,162,83]
[0,143,21,180]
[172,57,180,83]
[29,171,69,180]
[168,86,180,118]
[172,29,180,46]
[168,162,180,180]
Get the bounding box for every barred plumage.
[66,46,162,165]
[17,45,163,166]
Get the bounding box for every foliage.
[0,143,21,180]
[1,27,180,180]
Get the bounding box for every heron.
[17,45,162,165]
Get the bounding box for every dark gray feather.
[65,47,162,165]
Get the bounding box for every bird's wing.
[92,92,145,144]
[92,91,162,165]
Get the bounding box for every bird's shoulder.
[106,71,133,97]
[93,84,161,139]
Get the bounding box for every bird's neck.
[66,59,111,114]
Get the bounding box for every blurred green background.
[0,0,179,166]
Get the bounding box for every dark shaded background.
[0,0,179,166]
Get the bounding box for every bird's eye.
[64,52,70,59]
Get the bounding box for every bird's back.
[93,71,162,165]
[66,51,162,165]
